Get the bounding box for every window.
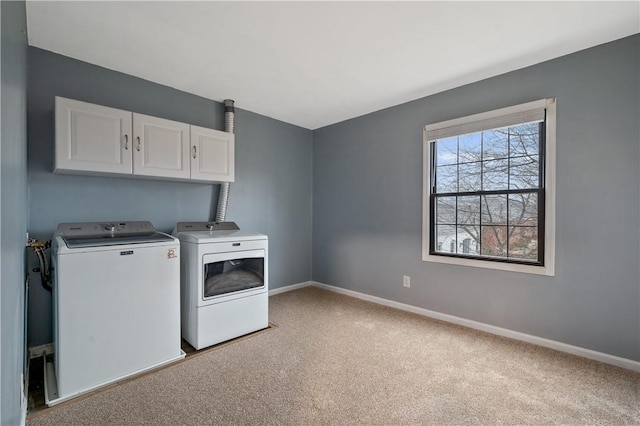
[423,98,556,276]
[462,238,471,254]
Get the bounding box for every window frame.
[422,98,556,276]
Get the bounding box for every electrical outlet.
[403,275,411,288]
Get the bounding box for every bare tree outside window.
[431,122,543,264]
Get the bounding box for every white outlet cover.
[403,276,411,287]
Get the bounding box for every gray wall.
[313,35,640,361]
[1,1,29,424]
[27,48,313,346]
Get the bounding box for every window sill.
[422,252,555,276]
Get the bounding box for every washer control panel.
[55,221,156,239]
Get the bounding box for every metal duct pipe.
[224,99,235,134]
[215,99,235,222]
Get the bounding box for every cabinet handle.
[136,136,141,152]
[192,146,197,159]
[124,135,129,150]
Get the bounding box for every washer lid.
[62,232,174,249]
[55,221,175,248]
[55,221,157,238]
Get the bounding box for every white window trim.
[422,98,556,276]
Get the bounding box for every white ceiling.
[26,1,640,130]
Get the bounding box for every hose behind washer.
[27,239,52,292]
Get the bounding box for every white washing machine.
[47,221,184,406]
[173,222,268,350]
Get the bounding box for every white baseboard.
[311,281,640,373]
[269,281,313,296]
[28,343,54,359]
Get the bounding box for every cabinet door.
[190,125,235,182]
[132,113,190,179]
[55,97,132,175]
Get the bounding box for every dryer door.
[201,249,265,301]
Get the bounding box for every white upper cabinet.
[132,113,190,179]
[55,97,132,175]
[54,97,234,183]
[190,125,235,183]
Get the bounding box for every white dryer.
[173,222,268,350]
[48,221,184,406]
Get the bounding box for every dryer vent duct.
[215,99,235,223]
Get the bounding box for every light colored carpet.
[28,286,639,425]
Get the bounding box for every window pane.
[480,226,508,258]
[510,155,539,189]
[456,196,480,256]
[482,159,509,191]
[436,165,457,193]
[435,197,456,224]
[458,162,481,192]
[508,226,538,261]
[481,194,508,225]
[508,193,538,226]
[457,196,480,227]
[482,129,509,160]
[435,225,456,253]
[436,137,458,166]
[458,133,482,163]
[509,123,540,157]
